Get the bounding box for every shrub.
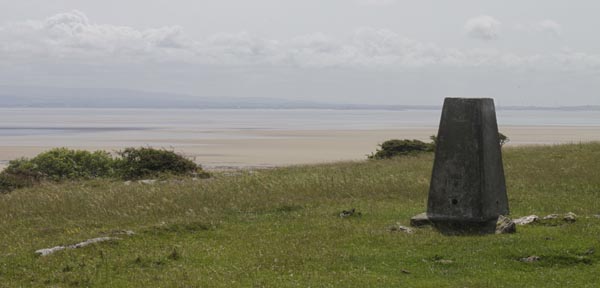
[370,132,509,160]
[28,148,115,181]
[429,135,438,151]
[115,147,202,180]
[0,148,115,192]
[430,132,509,149]
[368,139,433,160]
[0,147,209,193]
[0,171,35,193]
[499,132,509,147]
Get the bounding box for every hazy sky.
[1,0,599,106]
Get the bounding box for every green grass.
[1,143,600,287]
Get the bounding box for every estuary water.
[1,108,599,136]
[0,108,599,168]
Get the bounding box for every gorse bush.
[429,132,510,149]
[370,132,509,160]
[0,148,115,193]
[498,132,510,147]
[368,139,434,160]
[0,170,35,193]
[115,147,202,180]
[0,147,208,193]
[24,148,115,181]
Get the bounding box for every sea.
[0,107,599,168]
[1,108,600,138]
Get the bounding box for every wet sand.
[1,126,599,170]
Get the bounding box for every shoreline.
[1,126,600,171]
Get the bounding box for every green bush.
[0,171,35,193]
[430,132,509,149]
[368,139,433,160]
[498,132,509,147]
[0,147,209,193]
[429,135,438,151]
[115,147,202,180]
[370,132,509,160]
[0,148,115,193]
[30,148,114,181]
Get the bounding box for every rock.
[389,223,414,234]
[339,208,361,218]
[410,212,432,227]
[513,215,539,225]
[36,237,119,256]
[542,214,559,220]
[138,179,157,185]
[110,230,135,236]
[71,237,115,249]
[495,215,516,234]
[35,246,67,256]
[435,259,454,264]
[563,212,577,223]
[401,269,411,274]
[520,256,540,263]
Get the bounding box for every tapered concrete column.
[426,98,508,234]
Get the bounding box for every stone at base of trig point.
[410,212,432,227]
[426,98,509,235]
[410,213,515,234]
[430,218,499,235]
[410,212,496,234]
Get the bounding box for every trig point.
[426,98,509,234]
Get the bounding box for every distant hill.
[0,86,322,109]
[0,86,598,111]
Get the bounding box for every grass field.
[1,143,600,287]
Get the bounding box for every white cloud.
[350,28,441,66]
[45,10,90,28]
[355,0,396,6]
[203,32,282,65]
[144,26,191,48]
[535,19,562,36]
[287,33,347,67]
[0,11,598,72]
[464,15,501,41]
[0,10,194,63]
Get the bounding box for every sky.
[1,0,599,106]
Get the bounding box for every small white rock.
[389,223,414,234]
[513,215,539,225]
[36,237,119,256]
[563,212,577,222]
[542,214,559,220]
[35,246,66,256]
[520,255,540,263]
[496,215,516,234]
[71,237,115,249]
[115,230,135,236]
[435,259,454,264]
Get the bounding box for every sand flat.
[1,126,599,170]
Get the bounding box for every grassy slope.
[1,143,599,287]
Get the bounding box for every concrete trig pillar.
[426,98,509,234]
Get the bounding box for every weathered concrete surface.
[427,98,509,234]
